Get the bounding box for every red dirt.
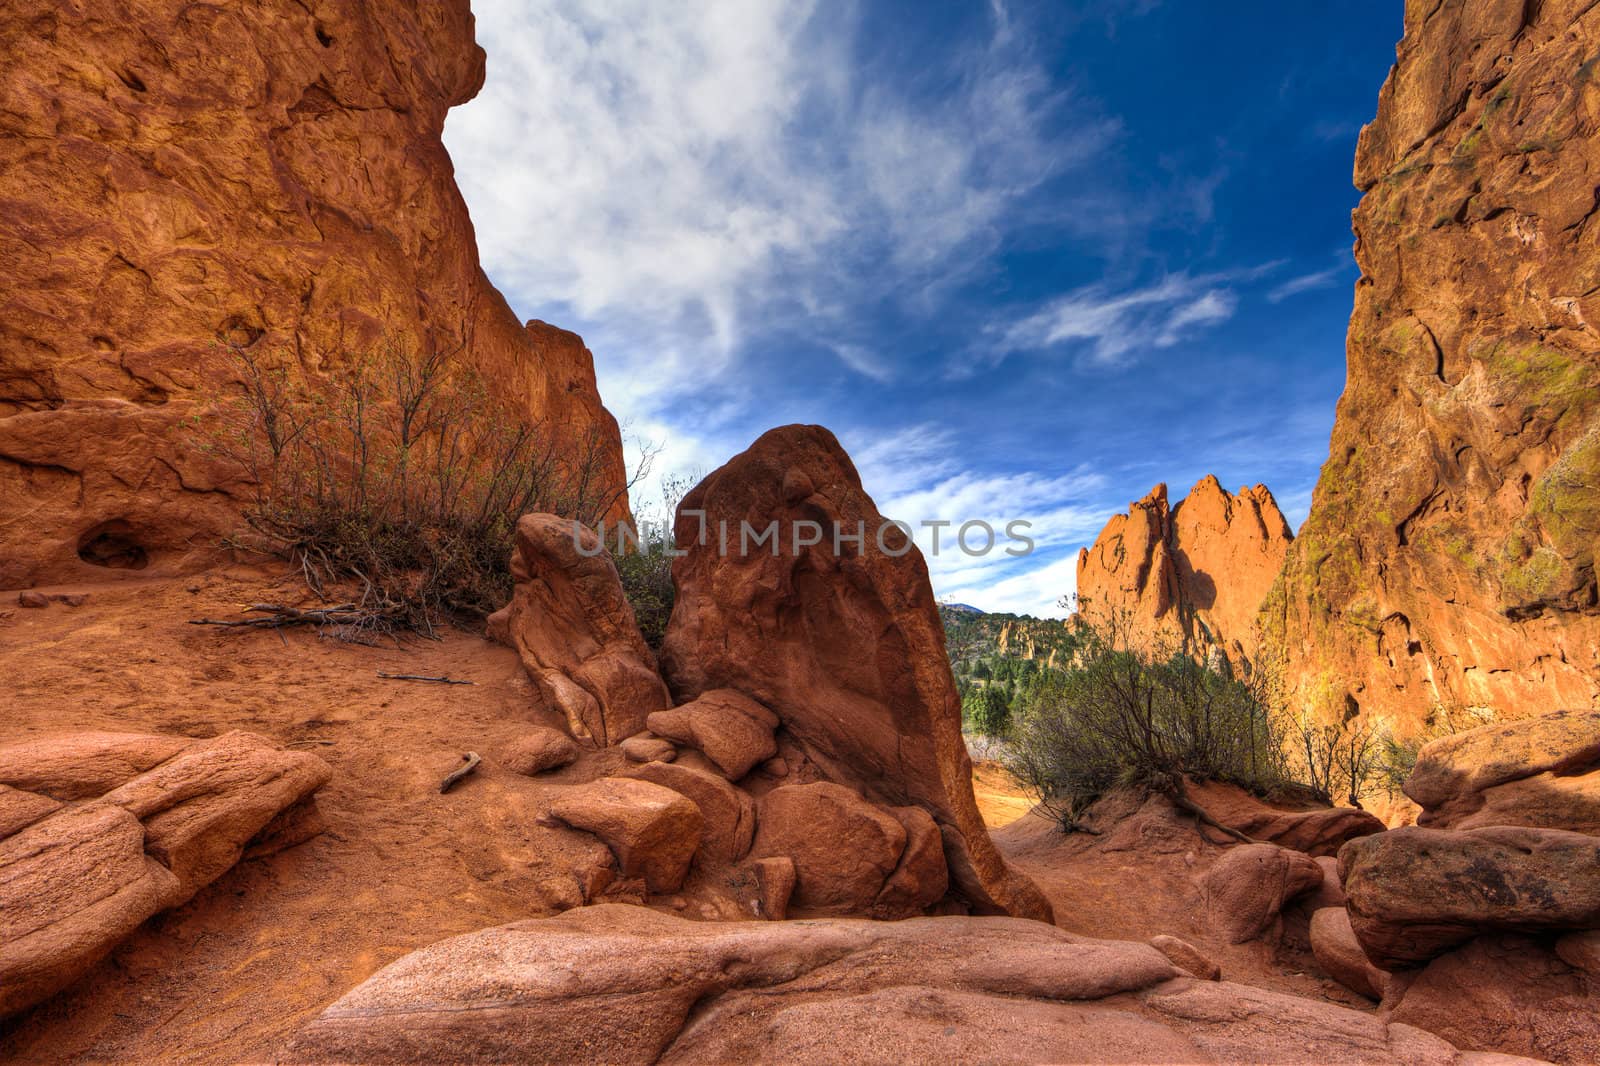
[0,567,642,1064]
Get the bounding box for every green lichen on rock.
[1501,546,1567,605]
[1484,341,1589,404]
[1529,425,1600,557]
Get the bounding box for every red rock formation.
[1264,0,1600,728]
[659,425,1053,922]
[285,903,1479,1065]
[0,730,331,1017]
[486,515,670,748]
[1075,476,1293,671]
[0,1,629,587]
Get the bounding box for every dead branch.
[378,671,474,685]
[1166,776,1260,845]
[439,752,481,794]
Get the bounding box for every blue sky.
[444,0,1402,616]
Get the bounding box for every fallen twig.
[439,752,481,794]
[378,671,475,686]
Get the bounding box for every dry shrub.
[202,337,642,637]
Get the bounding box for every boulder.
[872,805,949,919]
[1186,779,1385,856]
[1340,825,1600,969]
[1388,933,1600,1064]
[1302,855,1347,911]
[750,782,908,915]
[1149,935,1221,981]
[1201,843,1324,944]
[658,425,1050,921]
[0,731,331,1018]
[545,778,702,893]
[487,515,670,748]
[1406,709,1600,833]
[17,591,48,609]
[1555,930,1600,975]
[498,727,580,776]
[286,903,1469,1066]
[97,732,336,900]
[625,761,756,866]
[645,689,778,780]
[753,856,796,920]
[0,731,193,800]
[620,734,677,764]
[1310,907,1388,1001]
[0,785,61,840]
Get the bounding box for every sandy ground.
[0,569,1367,1063]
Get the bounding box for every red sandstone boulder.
[497,727,579,776]
[487,515,671,748]
[620,734,677,764]
[625,761,755,866]
[1340,825,1600,969]
[1201,843,1325,944]
[0,730,330,1018]
[872,805,949,919]
[1149,935,1221,981]
[1406,709,1600,834]
[286,903,1475,1065]
[753,856,797,920]
[750,782,907,915]
[1388,933,1600,1064]
[1310,907,1388,1001]
[645,689,778,780]
[544,777,702,893]
[1187,779,1385,856]
[658,425,1050,921]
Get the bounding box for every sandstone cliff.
[1075,476,1293,672]
[1264,0,1600,728]
[0,1,628,586]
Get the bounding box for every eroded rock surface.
[1406,709,1600,833]
[1264,0,1600,727]
[287,903,1480,1066]
[1075,477,1292,672]
[1340,825,1600,968]
[0,1,629,587]
[0,730,331,1017]
[1201,842,1325,945]
[487,515,671,747]
[659,425,1051,921]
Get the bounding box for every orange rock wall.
[0,1,629,586]
[1264,0,1600,728]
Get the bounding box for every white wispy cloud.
[1267,265,1345,302]
[986,272,1244,369]
[844,422,1106,617]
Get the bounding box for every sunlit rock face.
[1263,0,1600,728]
[1075,476,1293,674]
[0,1,629,585]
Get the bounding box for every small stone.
[17,591,48,609]
[620,734,676,764]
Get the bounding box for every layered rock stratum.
[0,0,629,587]
[1264,0,1600,726]
[1075,476,1293,672]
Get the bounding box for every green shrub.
[1003,628,1285,832]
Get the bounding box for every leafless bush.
[200,337,645,637]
